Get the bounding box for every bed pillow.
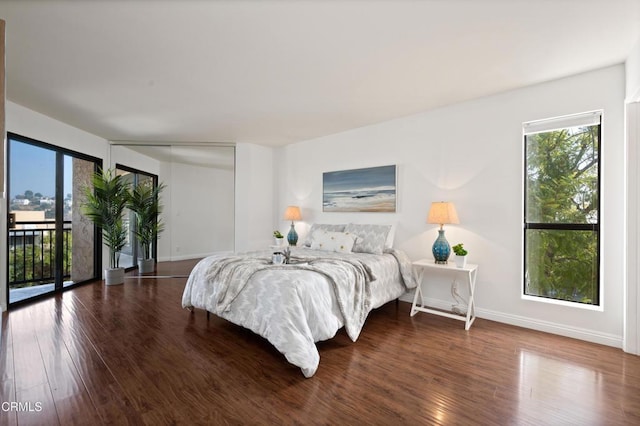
[304,223,347,247]
[310,231,357,253]
[344,224,392,255]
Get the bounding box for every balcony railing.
[8,220,72,288]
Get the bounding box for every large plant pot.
[138,258,155,274]
[105,267,125,285]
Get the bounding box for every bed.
[181,224,417,377]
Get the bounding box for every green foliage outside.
[8,230,72,289]
[525,124,599,305]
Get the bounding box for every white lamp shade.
[427,202,459,225]
[283,206,302,221]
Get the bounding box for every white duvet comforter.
[181,247,416,377]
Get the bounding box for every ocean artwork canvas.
[323,165,396,212]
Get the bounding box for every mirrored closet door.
[109,143,235,277]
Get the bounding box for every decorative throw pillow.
[304,224,347,247]
[310,231,357,253]
[344,224,392,255]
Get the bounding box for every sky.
[9,139,74,198]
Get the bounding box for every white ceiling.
[1,0,639,147]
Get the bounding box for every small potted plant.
[452,243,468,268]
[273,230,284,246]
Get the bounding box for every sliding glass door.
[7,133,100,306]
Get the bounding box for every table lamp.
[283,206,302,246]
[427,201,459,264]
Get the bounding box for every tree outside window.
[523,112,601,305]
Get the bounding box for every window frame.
[522,112,602,307]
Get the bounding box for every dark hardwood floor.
[2,260,640,425]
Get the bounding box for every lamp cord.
[451,280,468,315]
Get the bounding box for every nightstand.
[410,259,478,330]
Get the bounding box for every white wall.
[235,143,275,252]
[626,37,640,101]
[624,36,640,353]
[7,102,108,161]
[275,65,626,347]
[625,101,640,354]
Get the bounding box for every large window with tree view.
[523,111,601,306]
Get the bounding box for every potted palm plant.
[82,168,130,285]
[128,180,165,274]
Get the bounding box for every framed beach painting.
[323,165,396,212]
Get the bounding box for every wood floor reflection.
[2,259,640,425]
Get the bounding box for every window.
[523,111,601,306]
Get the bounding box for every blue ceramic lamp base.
[432,229,451,264]
[287,223,298,246]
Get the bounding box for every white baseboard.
[399,294,623,348]
[477,307,622,348]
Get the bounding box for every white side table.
[410,259,478,330]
